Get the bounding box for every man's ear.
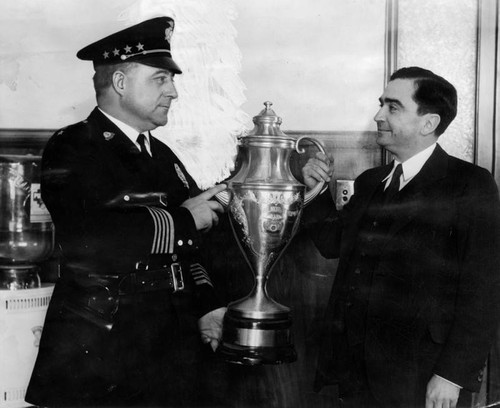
[111,71,126,96]
[421,113,440,136]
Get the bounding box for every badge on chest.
[174,163,190,190]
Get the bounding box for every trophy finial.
[250,101,284,136]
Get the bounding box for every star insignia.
[113,48,120,56]
[103,51,109,59]
[136,42,144,51]
[124,45,132,53]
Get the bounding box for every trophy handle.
[215,190,231,208]
[296,136,328,206]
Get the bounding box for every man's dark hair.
[93,62,137,99]
[390,67,457,136]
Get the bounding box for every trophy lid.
[247,101,287,137]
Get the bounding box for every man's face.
[120,64,178,132]
[373,78,428,161]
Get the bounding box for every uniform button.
[178,240,183,246]
[187,239,193,245]
[124,195,130,201]
[372,221,378,227]
[172,254,178,261]
[354,268,361,274]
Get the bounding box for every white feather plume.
[117,0,252,190]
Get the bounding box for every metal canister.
[0,155,54,289]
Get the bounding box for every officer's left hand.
[198,307,227,351]
[425,374,460,408]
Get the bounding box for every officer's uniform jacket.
[308,145,500,406]
[26,108,222,406]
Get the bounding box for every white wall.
[234,0,386,131]
[0,0,386,132]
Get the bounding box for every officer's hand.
[425,374,460,408]
[302,152,334,190]
[181,184,226,232]
[199,307,227,351]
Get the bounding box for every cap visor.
[134,55,182,74]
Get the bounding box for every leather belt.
[62,262,185,331]
[120,262,185,294]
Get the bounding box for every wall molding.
[0,128,53,151]
[475,0,498,176]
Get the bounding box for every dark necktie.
[383,163,403,203]
[137,134,152,160]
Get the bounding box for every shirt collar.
[383,143,437,183]
[98,108,149,147]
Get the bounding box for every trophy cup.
[215,101,326,365]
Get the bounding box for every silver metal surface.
[215,101,327,363]
[0,155,54,289]
[233,327,291,347]
[0,264,41,290]
[0,155,54,263]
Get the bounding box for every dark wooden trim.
[0,128,54,150]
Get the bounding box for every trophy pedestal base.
[218,310,297,365]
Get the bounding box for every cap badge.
[103,131,115,141]
[174,163,189,189]
[165,22,174,42]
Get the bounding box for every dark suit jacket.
[26,108,222,406]
[309,145,500,406]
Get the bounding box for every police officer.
[26,16,227,407]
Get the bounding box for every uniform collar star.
[124,45,132,53]
[136,42,144,51]
[103,51,109,59]
[113,48,120,56]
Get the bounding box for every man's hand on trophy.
[302,152,334,190]
[181,184,227,232]
[199,306,227,351]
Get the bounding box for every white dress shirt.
[98,108,151,155]
[383,143,437,191]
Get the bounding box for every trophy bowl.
[216,101,326,365]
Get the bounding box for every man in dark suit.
[26,17,227,407]
[302,67,500,408]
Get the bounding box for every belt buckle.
[170,262,184,292]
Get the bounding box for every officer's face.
[373,79,429,162]
[120,63,178,132]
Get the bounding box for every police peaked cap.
[76,17,182,74]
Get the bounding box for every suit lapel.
[340,164,393,257]
[380,145,449,251]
